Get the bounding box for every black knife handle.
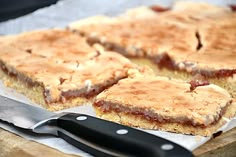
[57,113,193,157]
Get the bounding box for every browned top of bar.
[70,2,236,71]
[184,12,236,70]
[71,14,197,62]
[0,29,137,103]
[156,1,231,25]
[95,76,232,126]
[0,29,98,62]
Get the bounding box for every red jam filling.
[150,5,170,13]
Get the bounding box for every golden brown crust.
[0,29,138,110]
[70,15,197,60]
[69,3,236,72]
[160,1,231,25]
[184,15,236,70]
[0,29,98,62]
[94,76,234,135]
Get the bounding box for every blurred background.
[0,0,59,22]
[0,0,235,34]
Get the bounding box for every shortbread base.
[93,101,236,136]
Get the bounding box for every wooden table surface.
[1,127,236,157]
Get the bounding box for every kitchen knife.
[0,95,193,157]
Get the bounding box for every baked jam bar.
[94,76,236,136]
[0,29,139,110]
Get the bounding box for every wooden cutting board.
[1,127,236,157]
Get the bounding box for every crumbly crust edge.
[93,101,236,136]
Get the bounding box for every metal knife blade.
[0,95,193,157]
[0,95,54,129]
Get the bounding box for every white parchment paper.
[0,0,236,156]
[1,79,236,157]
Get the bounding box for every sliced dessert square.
[69,3,236,98]
[94,76,236,136]
[69,2,230,60]
[0,29,140,111]
[69,9,198,60]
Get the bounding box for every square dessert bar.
[70,3,236,98]
[0,29,139,111]
[94,76,236,136]
[69,2,230,60]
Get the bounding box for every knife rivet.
[76,116,87,121]
[161,144,174,150]
[116,129,128,135]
